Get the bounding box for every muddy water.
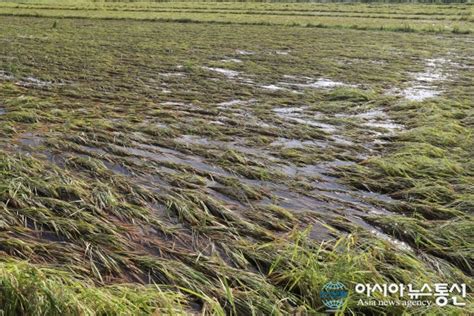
[9,113,407,250]
[62,133,396,237]
[2,54,426,253]
[18,132,379,229]
[4,82,408,246]
[239,159,400,244]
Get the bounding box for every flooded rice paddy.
[0,7,472,314]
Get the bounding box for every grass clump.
[0,260,186,316]
[328,87,374,102]
[340,99,474,274]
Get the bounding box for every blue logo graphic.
[320,281,348,310]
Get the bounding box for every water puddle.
[221,58,242,63]
[262,77,355,94]
[251,178,391,235]
[236,50,254,55]
[290,78,354,89]
[396,58,451,102]
[371,229,412,252]
[336,109,403,134]
[270,137,327,149]
[116,143,233,178]
[273,108,338,133]
[363,121,403,131]
[75,144,108,156]
[19,132,43,147]
[265,160,399,235]
[9,127,402,248]
[272,107,304,114]
[353,109,384,119]
[218,99,243,107]
[159,72,186,78]
[161,101,187,107]
[279,76,356,90]
[105,164,133,178]
[332,135,354,146]
[210,120,225,126]
[176,135,275,161]
[273,108,337,133]
[8,132,48,159]
[202,67,240,78]
[359,111,403,132]
[15,76,63,88]
[402,87,439,101]
[287,117,337,132]
[176,135,215,146]
[261,84,286,91]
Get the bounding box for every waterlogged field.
[0,1,473,315]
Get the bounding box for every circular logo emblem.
[320,281,348,310]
